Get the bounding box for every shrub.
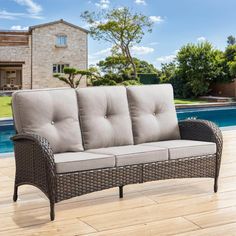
[138,73,160,84]
[91,78,117,86]
[229,61,236,77]
[104,73,123,83]
[120,80,142,86]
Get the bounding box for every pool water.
[1,105,236,154]
[0,120,15,154]
[177,106,236,127]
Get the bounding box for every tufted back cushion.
[127,84,180,144]
[12,88,84,153]
[76,86,134,150]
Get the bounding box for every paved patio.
[0,130,236,235]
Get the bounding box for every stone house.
[0,19,88,90]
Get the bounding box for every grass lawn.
[0,96,12,118]
[174,98,207,104]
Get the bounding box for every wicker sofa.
[11,84,223,221]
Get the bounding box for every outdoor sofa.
[11,84,223,221]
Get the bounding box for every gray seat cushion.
[141,140,216,160]
[87,145,168,167]
[54,152,115,173]
[127,84,180,144]
[76,86,134,150]
[12,88,84,153]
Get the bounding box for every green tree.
[225,45,236,61]
[160,62,177,83]
[91,77,117,86]
[228,61,236,77]
[176,42,226,97]
[81,7,153,79]
[227,35,236,46]
[134,58,160,74]
[91,55,159,86]
[97,55,128,75]
[54,67,99,88]
[224,44,236,79]
[97,55,159,76]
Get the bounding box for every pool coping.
[176,102,236,109]
[0,117,13,121]
[0,152,14,158]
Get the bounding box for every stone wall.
[31,22,88,89]
[210,80,236,97]
[0,38,31,89]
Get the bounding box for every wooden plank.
[0,34,29,46]
[0,217,96,236]
[0,130,235,235]
[0,31,29,35]
[175,222,236,236]
[141,176,236,204]
[80,190,236,231]
[0,42,28,46]
[185,206,236,228]
[85,217,199,236]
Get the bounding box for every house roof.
[29,19,89,33]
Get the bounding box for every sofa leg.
[50,202,55,221]
[214,177,218,193]
[119,186,124,198]
[13,184,18,202]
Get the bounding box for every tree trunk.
[126,47,137,79]
[130,58,137,79]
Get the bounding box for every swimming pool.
[1,105,236,154]
[177,105,236,127]
[0,119,15,154]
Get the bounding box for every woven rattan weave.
[12,119,223,221]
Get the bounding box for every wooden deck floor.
[1,130,236,235]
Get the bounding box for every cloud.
[14,0,42,15]
[93,47,111,56]
[135,0,146,5]
[149,15,164,23]
[93,45,155,57]
[0,0,43,20]
[131,45,154,55]
[95,0,110,9]
[0,10,24,19]
[197,36,206,42]
[11,25,28,30]
[156,54,176,63]
[89,47,111,65]
[174,49,179,54]
[148,41,159,46]
[89,45,154,65]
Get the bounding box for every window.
[53,64,69,73]
[56,35,67,47]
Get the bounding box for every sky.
[0,0,236,68]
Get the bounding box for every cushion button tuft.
[104,115,107,119]
[51,121,55,125]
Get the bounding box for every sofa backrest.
[127,84,180,144]
[12,84,179,153]
[12,88,84,153]
[76,86,134,150]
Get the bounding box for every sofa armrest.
[178,119,223,161]
[11,133,56,200]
